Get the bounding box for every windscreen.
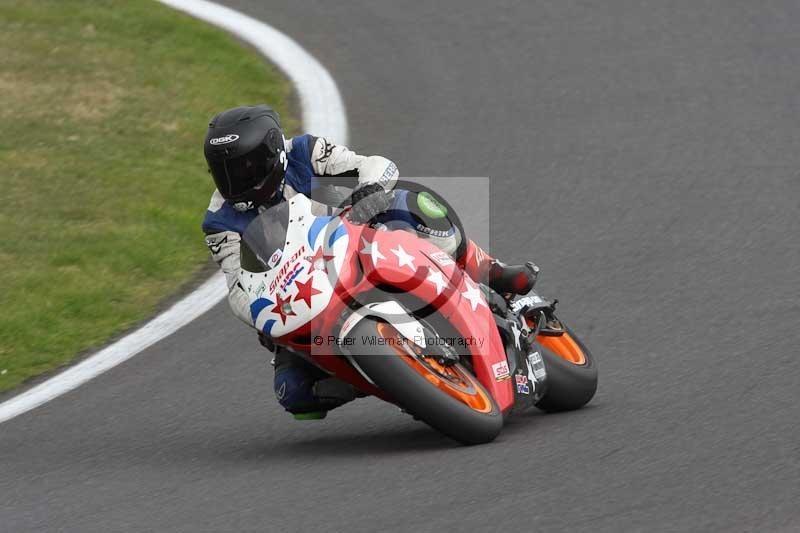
[240,202,290,273]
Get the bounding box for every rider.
[202,104,537,419]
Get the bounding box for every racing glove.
[348,182,394,224]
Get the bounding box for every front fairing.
[239,195,354,338]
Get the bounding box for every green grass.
[0,0,297,391]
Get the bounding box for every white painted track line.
[0,274,227,424]
[0,0,347,424]
[159,0,348,142]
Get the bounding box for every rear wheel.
[346,318,503,445]
[534,324,598,412]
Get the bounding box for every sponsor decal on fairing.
[267,248,283,268]
[515,373,530,395]
[492,360,511,381]
[528,351,546,380]
[268,245,307,293]
[429,250,455,267]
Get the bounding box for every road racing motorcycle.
[239,194,597,444]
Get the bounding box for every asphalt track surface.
[3,2,800,531]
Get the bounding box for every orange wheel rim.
[375,322,493,413]
[537,331,587,365]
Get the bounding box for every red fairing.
[347,222,515,413]
[274,219,515,412]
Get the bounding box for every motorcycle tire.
[534,324,598,412]
[346,317,503,445]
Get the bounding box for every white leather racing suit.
[202,134,398,327]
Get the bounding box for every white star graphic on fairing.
[360,236,385,264]
[426,269,448,295]
[461,280,487,311]
[391,244,416,270]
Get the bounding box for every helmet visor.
[209,144,274,199]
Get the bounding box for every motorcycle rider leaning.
[202,104,537,419]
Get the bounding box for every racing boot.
[272,349,359,420]
[458,240,538,295]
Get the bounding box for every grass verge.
[0,0,297,392]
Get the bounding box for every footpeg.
[537,315,565,337]
[535,300,564,337]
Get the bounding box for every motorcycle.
[239,193,597,444]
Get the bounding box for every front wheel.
[535,324,598,412]
[346,318,503,445]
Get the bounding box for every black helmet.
[204,105,287,211]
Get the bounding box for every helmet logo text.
[210,134,240,145]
